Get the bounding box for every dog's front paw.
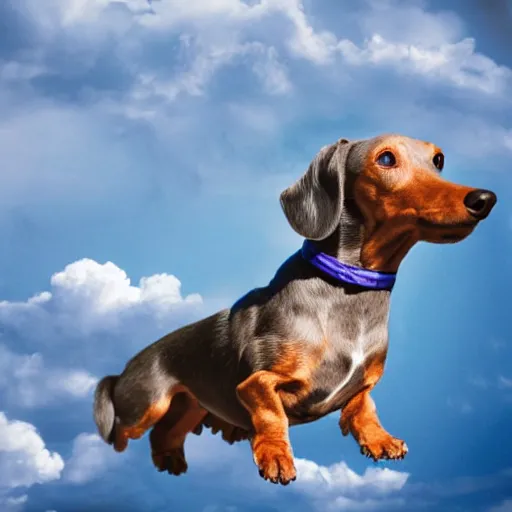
[253,439,296,485]
[359,433,408,461]
[152,447,188,476]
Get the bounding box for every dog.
[94,134,497,485]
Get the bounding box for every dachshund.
[94,134,497,485]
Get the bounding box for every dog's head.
[280,134,497,271]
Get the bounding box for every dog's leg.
[113,382,192,453]
[339,352,408,461]
[236,371,297,485]
[202,413,249,445]
[149,392,207,475]
[339,391,408,461]
[114,398,170,453]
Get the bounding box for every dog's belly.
[197,393,252,430]
[286,355,366,423]
[176,376,252,430]
[184,348,369,428]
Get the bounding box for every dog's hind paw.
[203,414,249,445]
[152,447,188,476]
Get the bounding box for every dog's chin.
[421,223,476,244]
[437,231,473,244]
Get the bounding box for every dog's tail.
[93,375,119,444]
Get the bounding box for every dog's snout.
[463,189,497,219]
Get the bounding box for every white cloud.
[0,258,202,342]
[2,494,29,510]
[294,458,409,511]
[131,39,287,104]
[65,433,121,484]
[277,0,337,64]
[337,35,511,95]
[0,0,510,224]
[177,432,410,510]
[252,46,292,95]
[296,458,409,493]
[14,0,510,112]
[489,500,512,512]
[0,345,97,408]
[60,0,119,26]
[0,413,64,490]
[131,0,511,97]
[131,0,264,28]
[359,1,464,46]
[49,258,199,313]
[5,495,28,506]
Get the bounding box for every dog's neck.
[313,204,365,267]
[312,204,415,273]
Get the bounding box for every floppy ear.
[280,138,353,240]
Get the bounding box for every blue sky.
[0,0,511,511]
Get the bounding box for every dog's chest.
[290,313,389,421]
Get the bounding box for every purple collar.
[301,240,396,291]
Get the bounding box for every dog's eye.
[377,151,396,167]
[433,152,444,171]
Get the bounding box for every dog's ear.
[280,138,353,240]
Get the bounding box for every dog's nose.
[463,189,497,219]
